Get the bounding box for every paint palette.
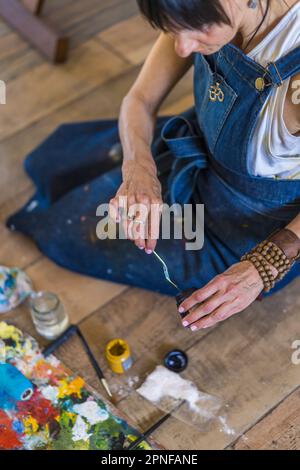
[0,322,161,450]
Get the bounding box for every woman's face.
[171,0,246,56]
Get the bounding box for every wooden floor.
[1,0,300,450]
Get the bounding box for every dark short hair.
[136,0,231,32]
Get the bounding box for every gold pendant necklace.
[209,82,225,103]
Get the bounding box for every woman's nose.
[174,37,198,57]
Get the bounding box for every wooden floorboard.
[98,15,159,66]
[233,386,300,450]
[0,39,130,141]
[0,0,139,82]
[0,190,41,268]
[43,0,138,46]
[26,258,127,324]
[1,0,300,451]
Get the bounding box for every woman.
[8,0,300,331]
[109,0,300,330]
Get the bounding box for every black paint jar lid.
[164,349,188,373]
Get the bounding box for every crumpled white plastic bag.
[137,365,224,431]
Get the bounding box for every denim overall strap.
[204,44,300,204]
[161,115,208,158]
[266,45,300,85]
[161,114,208,204]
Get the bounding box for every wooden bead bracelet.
[240,228,300,293]
[241,250,276,292]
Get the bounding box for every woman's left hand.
[178,260,267,331]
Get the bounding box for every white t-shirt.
[247,1,300,179]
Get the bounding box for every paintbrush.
[43,324,113,400]
[153,250,180,292]
[76,326,113,399]
[126,413,171,450]
[43,325,78,357]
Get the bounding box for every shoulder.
[291,73,300,103]
[285,74,300,135]
[292,73,300,132]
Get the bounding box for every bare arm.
[284,72,300,136]
[284,79,300,239]
[287,213,300,238]
[110,33,193,252]
[119,32,194,172]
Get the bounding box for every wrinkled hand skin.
[178,261,266,331]
[109,161,163,253]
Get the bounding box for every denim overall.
[7,43,300,298]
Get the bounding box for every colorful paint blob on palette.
[0,322,160,450]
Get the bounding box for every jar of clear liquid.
[30,291,69,340]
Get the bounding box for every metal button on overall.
[255,77,266,91]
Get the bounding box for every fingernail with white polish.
[182,321,189,327]
[146,249,152,254]
[191,325,198,332]
[178,307,185,313]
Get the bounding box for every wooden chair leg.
[0,0,69,63]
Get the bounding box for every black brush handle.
[77,328,112,398]
[43,324,78,357]
[77,327,104,380]
[126,413,171,451]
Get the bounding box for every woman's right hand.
[109,159,163,253]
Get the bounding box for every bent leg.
[8,163,228,296]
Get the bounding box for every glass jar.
[30,291,69,340]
